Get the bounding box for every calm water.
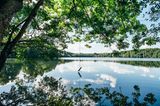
[51,58,160,105]
[61,57,160,61]
[1,58,160,105]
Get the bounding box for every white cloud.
[65,42,117,53]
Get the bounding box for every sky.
[65,42,160,53]
[66,42,116,53]
[65,3,160,53]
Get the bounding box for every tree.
[0,0,159,71]
[0,0,23,42]
[0,0,44,70]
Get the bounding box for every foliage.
[0,0,159,71]
[0,1,159,105]
[65,48,160,58]
[0,76,158,106]
[116,48,160,58]
[71,84,157,106]
[0,62,22,85]
[1,0,160,57]
[15,44,59,59]
[0,76,72,106]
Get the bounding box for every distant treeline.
[62,48,160,58]
[117,61,160,67]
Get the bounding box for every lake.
[0,57,160,105]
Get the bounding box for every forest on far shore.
[62,48,160,58]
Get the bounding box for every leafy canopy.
[2,0,160,54]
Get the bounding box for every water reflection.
[22,59,58,77]
[0,59,59,85]
[48,60,160,85]
[1,59,160,87]
[1,59,160,85]
[45,60,160,105]
[0,76,157,106]
[77,74,117,88]
[0,62,22,85]
[0,58,160,105]
[117,61,160,68]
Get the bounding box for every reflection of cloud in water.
[107,63,157,80]
[61,79,71,85]
[77,74,117,88]
[107,63,134,74]
[135,66,156,79]
[141,74,146,77]
[99,74,117,88]
[55,61,111,73]
[137,67,150,73]
[52,61,160,83]
[149,75,155,78]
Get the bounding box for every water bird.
[77,67,82,78]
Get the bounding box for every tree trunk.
[0,0,44,71]
[0,0,23,44]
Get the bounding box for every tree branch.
[0,0,44,71]
[8,19,27,43]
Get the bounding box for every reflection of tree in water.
[0,76,71,106]
[0,76,157,106]
[0,59,59,84]
[22,59,58,77]
[0,60,159,105]
[117,61,160,68]
[0,62,22,85]
[0,59,76,85]
[60,60,160,68]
